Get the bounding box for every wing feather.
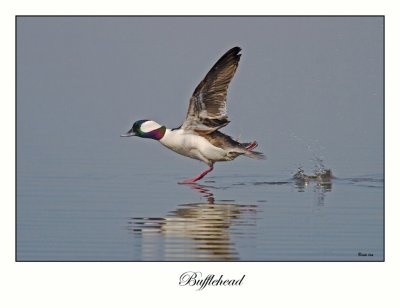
[182,47,242,133]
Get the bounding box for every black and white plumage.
[122,47,264,183]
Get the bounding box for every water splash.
[288,131,329,173]
[312,156,326,175]
[291,164,333,209]
[292,162,333,210]
[292,166,333,183]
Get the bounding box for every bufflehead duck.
[121,47,264,184]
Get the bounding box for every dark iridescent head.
[121,120,166,140]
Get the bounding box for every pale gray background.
[17,16,383,176]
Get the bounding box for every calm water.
[17,152,383,261]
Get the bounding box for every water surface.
[17,157,383,261]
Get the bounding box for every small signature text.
[358,252,374,257]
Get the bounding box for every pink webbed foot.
[245,141,258,151]
[179,165,214,184]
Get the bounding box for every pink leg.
[179,165,214,184]
[246,141,258,151]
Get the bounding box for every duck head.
[121,120,166,140]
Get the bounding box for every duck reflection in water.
[128,184,257,261]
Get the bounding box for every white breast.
[159,129,227,163]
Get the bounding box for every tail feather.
[239,140,263,159]
[244,150,265,160]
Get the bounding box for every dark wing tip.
[216,46,242,66]
[227,46,242,58]
[228,46,242,55]
[207,47,242,73]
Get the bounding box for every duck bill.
[120,128,136,137]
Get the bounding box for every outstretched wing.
[181,47,242,133]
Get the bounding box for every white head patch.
[140,120,162,133]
